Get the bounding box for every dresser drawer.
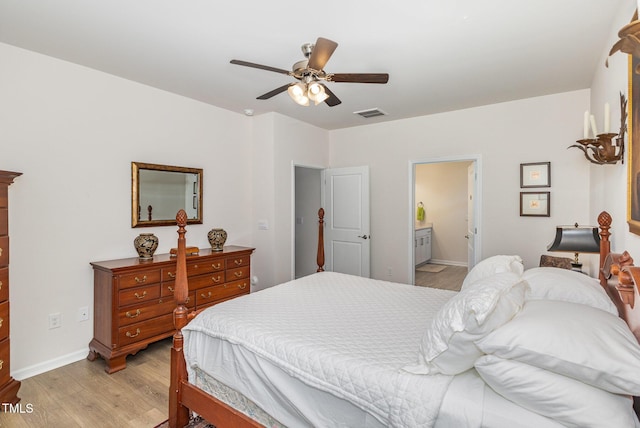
[187,273,226,290]
[227,255,249,269]
[0,185,6,209]
[0,236,8,267]
[118,284,160,307]
[159,283,196,307]
[226,266,249,281]
[162,259,225,281]
[0,301,8,341]
[0,267,7,303]
[118,299,178,327]
[0,208,6,236]
[118,269,161,289]
[196,280,250,306]
[0,338,9,385]
[118,314,174,347]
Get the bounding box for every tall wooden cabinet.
[88,245,254,373]
[0,170,21,406]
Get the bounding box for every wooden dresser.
[0,170,21,406]
[88,245,254,373]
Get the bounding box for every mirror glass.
[132,162,203,227]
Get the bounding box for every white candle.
[590,114,598,137]
[604,103,610,133]
[584,110,590,138]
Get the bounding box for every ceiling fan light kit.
[231,37,389,108]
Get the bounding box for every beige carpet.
[416,264,447,273]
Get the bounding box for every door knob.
[358,235,370,240]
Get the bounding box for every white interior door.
[467,163,476,271]
[323,166,370,277]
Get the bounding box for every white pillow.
[461,255,524,290]
[523,267,618,315]
[476,299,640,395]
[403,272,527,375]
[475,355,638,428]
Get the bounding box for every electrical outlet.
[78,306,89,322]
[387,267,393,277]
[48,313,62,329]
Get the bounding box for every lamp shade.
[547,225,600,253]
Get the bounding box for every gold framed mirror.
[132,162,203,227]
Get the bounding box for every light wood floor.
[0,338,172,428]
[415,263,467,291]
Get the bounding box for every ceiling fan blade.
[257,84,292,100]
[230,59,291,75]
[323,86,342,107]
[329,73,389,84]
[307,37,338,71]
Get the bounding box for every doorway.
[409,156,482,286]
[293,165,371,280]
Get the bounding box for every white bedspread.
[183,271,456,427]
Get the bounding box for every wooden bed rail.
[169,207,327,427]
[597,211,640,345]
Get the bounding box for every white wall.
[0,43,328,378]
[415,161,470,265]
[329,90,592,284]
[589,1,640,271]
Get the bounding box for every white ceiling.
[0,0,628,130]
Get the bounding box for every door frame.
[408,155,483,285]
[291,162,325,281]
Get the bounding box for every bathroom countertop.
[415,223,433,230]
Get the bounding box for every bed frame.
[168,209,640,427]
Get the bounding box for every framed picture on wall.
[628,55,640,235]
[520,191,550,217]
[520,162,551,188]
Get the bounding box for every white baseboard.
[429,258,468,268]
[12,348,89,380]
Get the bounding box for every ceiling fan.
[230,37,389,107]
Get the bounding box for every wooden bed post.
[317,208,325,272]
[598,211,612,287]
[169,210,190,428]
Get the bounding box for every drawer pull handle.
[234,259,242,266]
[239,283,247,290]
[201,291,212,299]
[193,264,198,269]
[167,286,174,292]
[212,275,222,283]
[126,329,141,338]
[212,263,222,269]
[0,317,3,327]
[0,359,3,370]
[234,271,243,278]
[125,310,141,318]
[0,280,3,290]
[0,248,2,257]
[134,291,147,299]
[167,272,175,279]
[134,275,147,284]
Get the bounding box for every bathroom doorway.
[409,156,482,287]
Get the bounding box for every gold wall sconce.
[568,92,627,165]
[608,10,640,72]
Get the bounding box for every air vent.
[353,108,387,119]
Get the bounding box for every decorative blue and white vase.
[207,228,227,251]
[134,233,159,260]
